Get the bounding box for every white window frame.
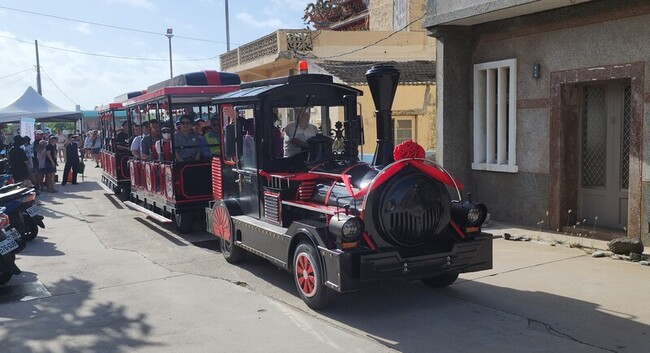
[394,116,415,145]
[472,58,518,173]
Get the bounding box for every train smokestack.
[365,64,400,168]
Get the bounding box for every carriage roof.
[211,74,362,105]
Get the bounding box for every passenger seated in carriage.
[173,114,202,162]
[155,124,173,161]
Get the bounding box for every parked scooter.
[0,207,24,285]
[0,183,45,241]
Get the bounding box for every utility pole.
[166,28,174,78]
[225,0,230,51]
[35,40,42,95]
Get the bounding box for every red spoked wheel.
[295,253,316,297]
[212,202,245,263]
[212,205,231,241]
[293,241,333,309]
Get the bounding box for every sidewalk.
[484,220,650,255]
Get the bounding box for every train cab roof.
[211,73,362,105]
[122,70,241,107]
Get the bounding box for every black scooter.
[0,183,45,241]
[0,207,24,285]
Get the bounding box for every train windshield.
[273,105,345,159]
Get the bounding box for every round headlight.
[467,208,482,224]
[341,218,363,242]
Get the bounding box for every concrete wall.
[370,0,428,32]
[429,1,650,241]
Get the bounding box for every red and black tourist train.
[101,63,493,309]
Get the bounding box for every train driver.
[283,108,317,157]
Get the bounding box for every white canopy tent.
[0,86,82,123]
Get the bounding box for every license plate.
[26,205,41,217]
[0,238,18,255]
[3,228,21,241]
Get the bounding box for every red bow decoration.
[393,140,425,160]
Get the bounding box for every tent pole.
[35,40,42,95]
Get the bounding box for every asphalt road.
[1,166,648,353]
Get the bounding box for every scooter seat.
[0,187,29,203]
[0,183,23,194]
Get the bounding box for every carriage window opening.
[472,58,518,173]
[235,106,256,169]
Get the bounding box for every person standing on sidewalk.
[55,130,67,163]
[45,136,58,193]
[61,134,80,186]
[91,130,102,167]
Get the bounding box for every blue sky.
[0,0,308,110]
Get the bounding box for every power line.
[0,34,219,62]
[0,70,34,91]
[0,4,236,45]
[0,67,34,81]
[40,66,78,106]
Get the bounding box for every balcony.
[220,30,313,72]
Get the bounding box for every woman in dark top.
[45,136,58,192]
[8,135,29,182]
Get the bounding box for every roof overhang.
[425,0,593,28]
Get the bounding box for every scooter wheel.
[22,220,39,241]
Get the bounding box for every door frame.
[577,82,629,229]
[549,62,644,236]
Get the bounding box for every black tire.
[22,219,39,241]
[213,204,245,263]
[0,254,15,284]
[421,272,459,288]
[293,241,333,310]
[220,235,246,264]
[174,212,193,233]
[121,186,131,201]
[0,271,12,285]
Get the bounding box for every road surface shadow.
[0,277,160,353]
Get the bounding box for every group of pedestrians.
[6,129,84,194]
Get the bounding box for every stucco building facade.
[220,0,437,157]
[425,0,650,242]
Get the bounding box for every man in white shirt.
[130,123,142,158]
[283,108,318,157]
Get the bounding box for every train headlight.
[330,215,364,242]
[452,202,487,228]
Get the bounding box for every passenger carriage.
[205,63,493,309]
[98,99,138,199]
[121,71,240,232]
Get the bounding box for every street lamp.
[166,28,174,78]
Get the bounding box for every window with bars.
[472,59,518,173]
[394,117,414,145]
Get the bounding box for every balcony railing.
[220,30,313,71]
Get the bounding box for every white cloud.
[73,23,93,35]
[235,12,288,29]
[108,0,154,9]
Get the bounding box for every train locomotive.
[206,63,493,309]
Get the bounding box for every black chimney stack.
[365,64,400,168]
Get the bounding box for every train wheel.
[214,204,245,263]
[293,241,333,310]
[174,212,193,233]
[421,272,459,288]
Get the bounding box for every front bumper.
[321,233,493,293]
